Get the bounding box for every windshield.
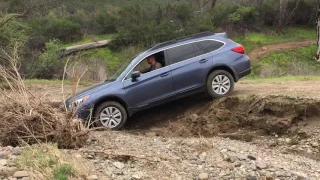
[107,52,144,81]
[107,60,131,81]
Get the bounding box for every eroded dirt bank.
[129,95,320,139]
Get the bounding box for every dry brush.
[0,43,88,148]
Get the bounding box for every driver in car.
[140,55,162,74]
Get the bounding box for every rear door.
[166,42,212,94]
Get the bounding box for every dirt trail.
[248,39,316,61]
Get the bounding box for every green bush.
[25,39,64,79]
[0,15,30,47]
[31,16,82,42]
[228,6,258,25]
[94,11,118,34]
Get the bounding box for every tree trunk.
[317,0,320,61]
[211,0,217,9]
[278,0,287,33]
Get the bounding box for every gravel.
[76,131,320,179]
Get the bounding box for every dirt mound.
[141,95,320,140]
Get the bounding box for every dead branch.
[62,40,111,56]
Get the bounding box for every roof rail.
[150,31,215,51]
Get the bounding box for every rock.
[12,147,21,156]
[307,149,313,154]
[0,151,10,159]
[21,177,30,180]
[75,154,82,158]
[87,175,99,180]
[8,177,18,180]
[266,176,274,180]
[234,162,242,167]
[296,175,309,180]
[0,167,18,176]
[189,114,199,122]
[198,173,209,180]
[246,175,257,180]
[86,139,92,143]
[13,171,29,178]
[223,154,236,163]
[237,154,247,161]
[293,172,309,180]
[145,132,157,137]
[0,159,8,166]
[113,161,125,169]
[256,161,267,169]
[87,155,95,159]
[132,172,144,179]
[262,47,267,50]
[311,142,319,148]
[247,155,256,160]
[220,149,228,153]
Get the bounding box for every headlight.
[69,96,89,108]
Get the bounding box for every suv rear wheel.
[206,70,234,98]
[94,101,127,130]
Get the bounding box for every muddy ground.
[22,80,320,179]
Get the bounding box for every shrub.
[228,6,258,28]
[25,39,64,79]
[94,11,118,34]
[31,15,83,42]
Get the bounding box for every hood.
[76,81,112,98]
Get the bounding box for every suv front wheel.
[206,70,234,98]
[94,101,127,130]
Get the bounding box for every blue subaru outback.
[66,32,251,130]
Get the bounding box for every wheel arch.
[93,96,132,117]
[206,64,238,83]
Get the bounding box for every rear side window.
[167,44,195,65]
[193,43,206,56]
[197,40,224,52]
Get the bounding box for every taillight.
[232,45,245,54]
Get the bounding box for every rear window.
[197,40,224,52]
[167,44,195,65]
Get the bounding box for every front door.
[123,55,174,109]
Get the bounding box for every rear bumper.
[238,67,252,79]
[230,55,251,81]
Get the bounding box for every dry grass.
[0,43,88,148]
[15,143,85,180]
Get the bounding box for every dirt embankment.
[248,39,316,61]
[128,95,320,139]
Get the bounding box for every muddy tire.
[206,70,234,98]
[94,101,127,130]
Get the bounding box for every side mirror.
[131,71,141,81]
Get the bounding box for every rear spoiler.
[216,32,228,39]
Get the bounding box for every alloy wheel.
[99,106,122,128]
[211,75,231,95]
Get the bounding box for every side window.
[167,44,195,65]
[125,51,165,80]
[197,40,224,53]
[193,43,206,56]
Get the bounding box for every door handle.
[160,72,170,77]
[199,59,208,63]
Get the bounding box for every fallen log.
[62,40,111,56]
